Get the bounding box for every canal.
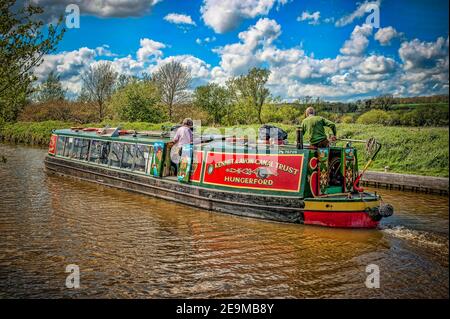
[0,143,448,298]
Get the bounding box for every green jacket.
[300,115,337,145]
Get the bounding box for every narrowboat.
[44,126,393,228]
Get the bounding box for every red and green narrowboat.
[44,126,393,228]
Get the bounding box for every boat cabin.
[48,127,360,199]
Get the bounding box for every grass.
[0,120,448,177]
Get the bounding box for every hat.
[182,118,193,127]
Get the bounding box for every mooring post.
[296,127,303,149]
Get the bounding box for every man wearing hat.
[170,118,193,174]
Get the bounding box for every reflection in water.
[0,144,448,298]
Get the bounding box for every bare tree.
[81,62,118,120]
[153,61,191,120]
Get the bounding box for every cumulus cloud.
[340,24,373,56]
[210,18,449,99]
[359,55,396,74]
[212,18,281,76]
[35,17,449,100]
[335,0,381,27]
[95,45,118,57]
[375,26,402,45]
[200,0,287,33]
[34,37,212,95]
[34,47,97,93]
[136,38,166,62]
[399,36,449,71]
[164,13,196,26]
[27,0,162,19]
[297,11,321,25]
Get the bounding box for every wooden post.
[296,127,303,150]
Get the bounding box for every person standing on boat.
[170,118,193,174]
[301,107,337,148]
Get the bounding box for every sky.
[30,0,449,101]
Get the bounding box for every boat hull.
[44,156,381,228]
[304,197,380,228]
[44,155,304,223]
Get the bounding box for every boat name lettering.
[224,176,274,185]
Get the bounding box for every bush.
[18,101,98,123]
[357,109,392,125]
[340,115,354,124]
[172,104,211,126]
[261,104,302,124]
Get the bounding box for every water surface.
[0,144,448,298]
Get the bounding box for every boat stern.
[303,193,393,228]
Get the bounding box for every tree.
[0,0,65,121]
[229,67,271,124]
[193,83,231,125]
[81,62,118,121]
[153,61,191,120]
[374,94,394,111]
[108,79,167,122]
[36,71,66,102]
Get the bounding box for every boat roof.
[53,128,170,144]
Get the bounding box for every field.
[0,120,448,177]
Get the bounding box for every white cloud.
[28,0,162,19]
[34,47,97,93]
[359,55,396,74]
[34,37,212,94]
[213,18,281,75]
[164,13,196,26]
[196,36,216,45]
[35,18,449,101]
[335,0,381,27]
[399,36,449,71]
[297,11,320,25]
[95,45,117,57]
[375,26,401,46]
[200,0,287,33]
[136,38,166,62]
[340,24,373,56]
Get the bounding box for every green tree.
[229,67,271,124]
[108,80,167,123]
[36,71,66,102]
[0,0,64,121]
[193,83,231,125]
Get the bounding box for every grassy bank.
[0,121,448,177]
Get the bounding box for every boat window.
[109,142,123,168]
[71,138,84,159]
[56,136,66,156]
[63,137,74,157]
[121,144,136,170]
[134,144,151,173]
[78,139,90,161]
[89,140,110,165]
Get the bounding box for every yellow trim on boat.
[304,200,379,211]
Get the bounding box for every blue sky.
[34,0,449,101]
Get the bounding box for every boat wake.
[381,225,449,251]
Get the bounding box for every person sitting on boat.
[169,118,193,174]
[301,106,337,148]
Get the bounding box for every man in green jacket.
[301,106,337,148]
